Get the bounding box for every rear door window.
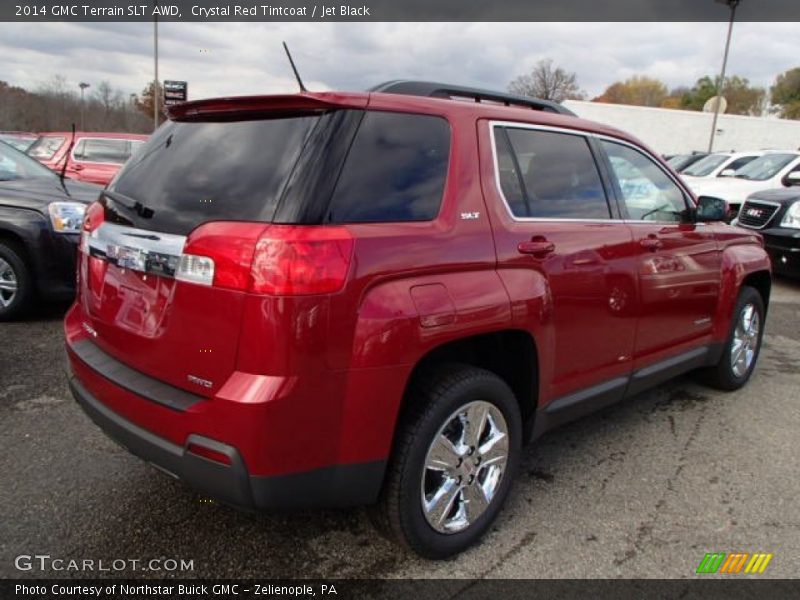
[325,112,450,223]
[74,138,130,164]
[129,140,146,158]
[496,126,611,219]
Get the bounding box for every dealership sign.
[163,80,187,106]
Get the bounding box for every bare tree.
[0,76,151,133]
[508,59,586,103]
[92,80,124,128]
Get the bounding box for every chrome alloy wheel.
[731,303,760,378]
[421,400,509,534]
[0,257,17,308]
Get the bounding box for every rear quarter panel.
[328,103,514,463]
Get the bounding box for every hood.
[687,177,779,204]
[0,176,102,212]
[745,187,800,206]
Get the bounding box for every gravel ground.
[1,278,798,579]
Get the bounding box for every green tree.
[770,67,800,119]
[661,86,690,109]
[592,76,668,107]
[681,75,765,116]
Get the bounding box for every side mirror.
[695,196,729,222]
[719,169,736,177]
[784,171,800,186]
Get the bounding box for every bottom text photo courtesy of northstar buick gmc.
[64,81,771,559]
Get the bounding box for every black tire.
[370,364,522,559]
[0,241,33,321]
[699,286,765,391]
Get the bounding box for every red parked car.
[27,131,148,186]
[65,81,771,558]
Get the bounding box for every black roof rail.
[369,80,576,117]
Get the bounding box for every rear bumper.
[762,228,800,277]
[68,368,385,510]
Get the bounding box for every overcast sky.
[1,22,798,101]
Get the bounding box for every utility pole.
[153,0,159,131]
[708,0,740,153]
[78,82,90,131]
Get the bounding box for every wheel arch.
[0,227,35,278]
[400,329,539,442]
[741,270,771,315]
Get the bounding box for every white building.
[562,100,800,156]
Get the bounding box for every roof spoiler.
[369,80,576,116]
[165,92,369,120]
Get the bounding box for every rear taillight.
[179,223,353,296]
[251,226,354,295]
[79,201,105,253]
[178,222,266,289]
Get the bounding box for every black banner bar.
[2,0,800,22]
[4,579,800,600]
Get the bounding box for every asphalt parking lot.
[1,279,798,580]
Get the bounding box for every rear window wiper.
[103,189,155,219]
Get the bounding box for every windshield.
[666,155,689,168]
[682,153,729,177]
[666,154,706,172]
[0,135,36,152]
[27,135,66,160]
[733,153,798,181]
[0,140,59,181]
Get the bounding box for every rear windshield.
[108,115,319,234]
[27,135,66,160]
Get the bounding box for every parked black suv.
[0,141,100,319]
[737,188,800,277]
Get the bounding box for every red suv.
[65,81,770,558]
[27,131,148,186]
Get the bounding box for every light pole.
[153,0,159,131]
[127,93,137,129]
[707,0,740,153]
[78,82,90,131]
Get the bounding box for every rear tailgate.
[80,224,254,397]
[76,103,350,397]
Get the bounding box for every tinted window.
[499,127,610,219]
[27,135,65,160]
[494,129,528,216]
[326,112,450,223]
[110,115,320,235]
[74,138,129,164]
[601,141,687,222]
